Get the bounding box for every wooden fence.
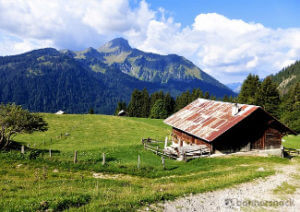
[142,138,177,160]
[142,138,210,161]
[283,147,300,156]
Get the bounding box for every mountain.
[271,60,300,95]
[0,38,235,114]
[226,82,241,93]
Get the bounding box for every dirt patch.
[146,160,300,212]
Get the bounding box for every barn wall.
[265,127,282,149]
[251,134,265,149]
[171,128,212,151]
[212,109,269,153]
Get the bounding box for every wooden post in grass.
[161,156,165,170]
[137,155,140,169]
[164,136,168,148]
[156,146,159,155]
[21,145,24,154]
[74,151,78,164]
[102,153,105,165]
[49,149,52,158]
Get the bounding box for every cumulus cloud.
[132,13,300,83]
[0,0,154,51]
[0,0,300,83]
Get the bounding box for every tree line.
[115,88,234,119]
[115,73,299,133]
[237,74,299,132]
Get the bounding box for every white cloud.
[0,0,154,51]
[0,1,300,83]
[131,13,300,83]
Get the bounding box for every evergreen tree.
[127,89,143,117]
[141,88,150,117]
[280,82,300,132]
[191,88,203,101]
[150,91,165,109]
[164,92,175,116]
[149,99,168,119]
[175,90,191,112]
[223,95,229,102]
[255,76,280,117]
[204,91,210,99]
[238,74,261,104]
[210,95,216,100]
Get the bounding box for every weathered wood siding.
[171,128,212,151]
[265,127,282,149]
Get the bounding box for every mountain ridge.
[0,38,235,114]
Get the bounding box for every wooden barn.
[164,98,296,155]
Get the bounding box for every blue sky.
[0,0,300,83]
[145,0,300,29]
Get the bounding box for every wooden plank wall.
[265,128,282,149]
[172,128,212,151]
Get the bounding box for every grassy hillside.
[271,60,300,95]
[0,114,291,211]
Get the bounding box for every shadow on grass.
[2,140,60,154]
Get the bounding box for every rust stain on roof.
[164,98,260,142]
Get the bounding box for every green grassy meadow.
[0,114,296,211]
[282,135,300,149]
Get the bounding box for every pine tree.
[128,89,143,117]
[255,76,280,117]
[149,99,168,119]
[238,74,261,104]
[164,92,175,116]
[204,91,210,99]
[191,88,203,101]
[175,90,191,112]
[141,88,150,117]
[280,82,300,132]
[150,91,165,109]
[223,95,229,102]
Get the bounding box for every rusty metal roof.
[164,98,260,142]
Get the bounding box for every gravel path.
[148,160,300,212]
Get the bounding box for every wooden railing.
[283,147,300,156]
[141,138,211,161]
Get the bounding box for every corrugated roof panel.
[164,98,260,142]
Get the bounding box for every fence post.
[183,151,187,162]
[102,153,106,165]
[156,146,159,155]
[164,136,168,148]
[49,149,52,158]
[137,155,140,169]
[21,145,24,154]
[161,156,165,170]
[74,151,78,164]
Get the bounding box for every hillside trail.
[144,158,300,212]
